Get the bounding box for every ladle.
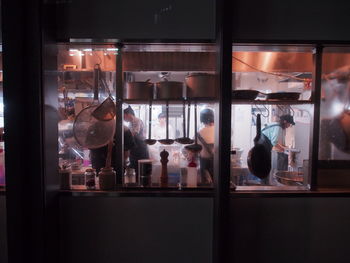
[175,100,194,144]
[158,100,175,145]
[144,100,157,145]
[185,101,203,153]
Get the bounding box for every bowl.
[274,171,304,186]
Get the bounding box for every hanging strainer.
[73,105,116,149]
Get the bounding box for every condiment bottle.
[85,168,96,190]
[187,158,198,187]
[98,167,116,190]
[59,165,71,190]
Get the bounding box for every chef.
[261,114,295,172]
[123,106,149,175]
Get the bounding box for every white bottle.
[187,160,198,187]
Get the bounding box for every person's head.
[158,112,166,126]
[279,114,295,129]
[124,106,135,122]
[200,108,214,125]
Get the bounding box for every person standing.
[152,112,175,140]
[261,114,295,172]
[197,108,215,184]
[90,126,135,175]
[123,106,149,175]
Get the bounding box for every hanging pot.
[185,73,217,99]
[124,79,154,100]
[156,80,184,99]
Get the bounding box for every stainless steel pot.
[124,80,154,100]
[156,80,184,99]
[185,73,217,99]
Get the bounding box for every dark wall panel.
[60,197,213,263]
[230,197,350,263]
[232,0,350,42]
[56,0,215,40]
[0,195,7,263]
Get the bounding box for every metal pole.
[213,0,232,262]
[310,45,323,190]
[115,43,124,186]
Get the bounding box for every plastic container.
[187,160,198,187]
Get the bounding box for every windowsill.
[230,187,350,197]
[60,185,214,197]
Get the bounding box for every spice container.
[85,168,96,190]
[98,167,116,190]
[59,166,71,190]
[123,167,136,186]
[138,159,152,187]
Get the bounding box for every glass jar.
[85,168,96,190]
[98,167,116,190]
[123,167,136,186]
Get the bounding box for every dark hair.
[158,112,166,119]
[123,106,135,116]
[200,108,214,124]
[280,114,295,125]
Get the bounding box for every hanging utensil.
[175,100,194,144]
[247,114,271,179]
[92,96,116,121]
[144,100,157,145]
[158,100,174,145]
[185,101,202,153]
[91,64,116,121]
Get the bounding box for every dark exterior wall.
[56,0,216,41]
[0,195,7,263]
[60,196,213,263]
[230,197,350,263]
[232,0,350,42]
[61,196,350,263]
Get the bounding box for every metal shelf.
[231,99,313,105]
[123,98,219,104]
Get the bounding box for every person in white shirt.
[197,108,215,184]
[123,106,149,175]
[152,112,175,140]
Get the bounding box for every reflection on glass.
[320,47,350,160]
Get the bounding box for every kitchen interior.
[55,43,336,191]
[57,43,219,189]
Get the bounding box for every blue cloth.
[261,122,282,146]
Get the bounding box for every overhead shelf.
[231,99,313,105]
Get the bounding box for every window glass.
[231,45,314,190]
[57,43,217,190]
[319,47,350,161]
